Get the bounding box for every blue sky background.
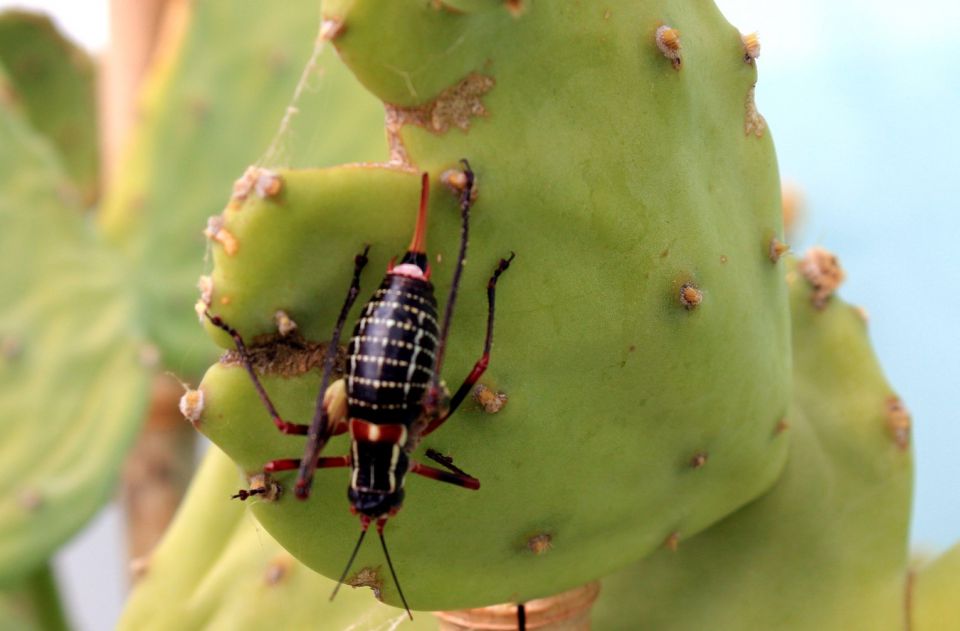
[2,0,958,628]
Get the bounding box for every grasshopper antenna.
[330,517,370,602]
[378,519,413,620]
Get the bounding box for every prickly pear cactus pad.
[593,257,913,630]
[98,0,385,376]
[0,10,99,205]
[195,0,790,610]
[119,447,436,631]
[0,67,148,584]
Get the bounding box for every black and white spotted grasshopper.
[205,160,513,618]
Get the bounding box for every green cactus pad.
[195,0,791,611]
[0,10,99,205]
[0,67,149,585]
[97,0,386,377]
[119,446,436,631]
[593,258,913,630]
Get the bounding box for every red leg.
[410,462,480,490]
[265,456,350,473]
[205,312,310,436]
[421,252,514,437]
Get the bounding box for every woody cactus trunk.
[1,0,958,630]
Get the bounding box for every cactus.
[593,255,913,629]
[0,62,148,583]
[193,0,791,611]
[2,0,957,627]
[0,10,99,205]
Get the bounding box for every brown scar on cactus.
[473,383,508,414]
[769,237,790,263]
[204,215,239,256]
[385,73,495,165]
[655,25,682,70]
[689,451,708,469]
[348,567,384,600]
[744,84,766,137]
[679,282,703,310]
[527,533,553,555]
[741,32,761,64]
[885,396,912,451]
[798,247,846,309]
[220,339,344,377]
[775,417,790,435]
[664,531,681,552]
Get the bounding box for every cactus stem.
[689,451,708,469]
[744,84,766,137]
[679,282,703,310]
[741,32,761,64]
[655,25,682,70]
[219,296,232,305]
[798,247,846,310]
[473,383,508,414]
[885,396,911,451]
[664,531,681,552]
[274,310,298,337]
[435,582,600,631]
[527,533,553,555]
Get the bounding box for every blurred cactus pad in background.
[1,1,958,630]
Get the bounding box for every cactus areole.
[196,0,791,612]
[206,163,514,616]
